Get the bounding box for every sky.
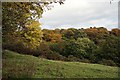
[40,0,119,30]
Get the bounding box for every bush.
[46,51,66,61]
[33,42,52,57]
[67,55,80,62]
[3,41,67,61]
[48,41,65,55]
[3,41,37,56]
[35,42,67,61]
[80,59,91,63]
[98,59,116,66]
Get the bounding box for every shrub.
[46,51,66,61]
[80,59,91,63]
[33,42,52,57]
[98,59,116,66]
[67,55,80,62]
[48,41,65,55]
[2,40,37,56]
[35,42,66,61]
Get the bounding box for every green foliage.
[2,2,44,51]
[3,27,120,67]
[2,1,65,50]
[3,0,119,68]
[2,2,43,35]
[80,59,91,63]
[46,51,66,61]
[35,42,52,57]
[62,28,87,40]
[94,35,120,65]
[3,21,43,53]
[2,0,65,36]
[48,41,65,54]
[31,42,66,61]
[61,38,96,59]
[98,59,117,66]
[67,55,80,62]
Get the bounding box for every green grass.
[2,50,120,78]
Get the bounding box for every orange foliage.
[111,28,120,37]
[48,31,62,43]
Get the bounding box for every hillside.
[2,50,119,78]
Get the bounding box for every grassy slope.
[2,50,119,78]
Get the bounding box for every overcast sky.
[40,0,119,30]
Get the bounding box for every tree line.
[2,2,120,67]
[3,26,120,67]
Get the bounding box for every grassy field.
[2,50,120,78]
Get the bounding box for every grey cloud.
[40,0,118,30]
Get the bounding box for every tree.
[84,27,109,44]
[2,0,65,35]
[42,29,62,42]
[111,28,120,37]
[18,21,43,49]
[62,28,87,40]
[2,2,43,35]
[61,38,96,59]
[2,21,43,53]
[93,35,120,66]
[2,0,65,49]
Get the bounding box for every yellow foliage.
[20,21,43,49]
